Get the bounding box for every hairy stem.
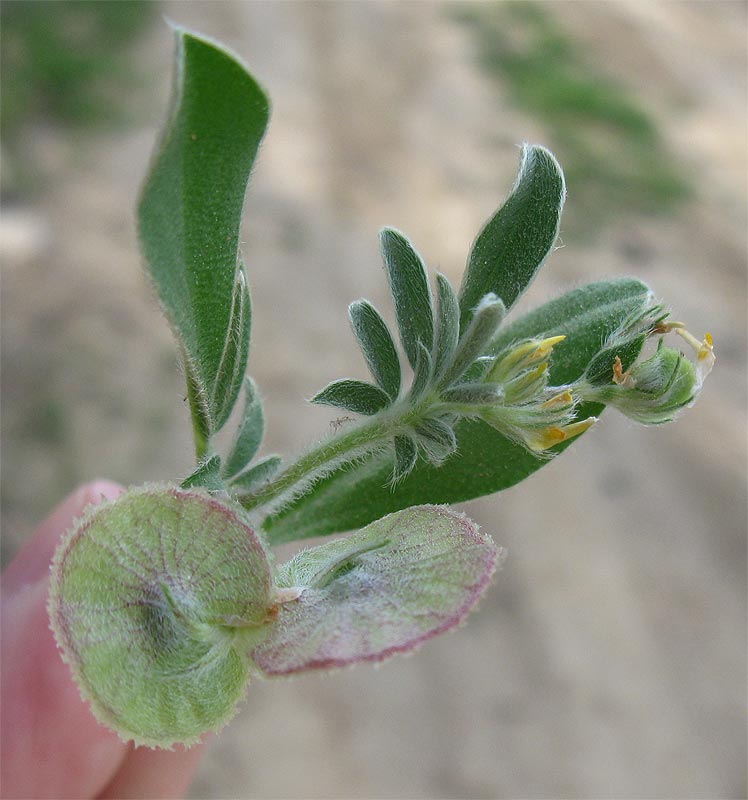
[238,400,432,513]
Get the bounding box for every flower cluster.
[579,321,714,424]
[478,335,596,452]
[470,314,713,454]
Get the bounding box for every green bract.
[49,489,499,745]
[253,506,502,675]
[49,27,712,749]
[49,486,273,748]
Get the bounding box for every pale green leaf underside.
[138,30,269,436]
[263,278,652,543]
[182,454,223,490]
[48,487,272,747]
[252,505,502,675]
[232,454,282,492]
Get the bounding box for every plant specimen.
[47,29,713,749]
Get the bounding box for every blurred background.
[2,1,746,797]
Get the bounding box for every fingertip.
[98,738,208,799]
[78,479,126,507]
[2,479,125,596]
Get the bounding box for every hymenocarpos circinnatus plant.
[47,28,714,749]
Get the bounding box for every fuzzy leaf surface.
[439,294,505,388]
[232,455,282,492]
[415,417,458,464]
[393,435,418,484]
[252,505,502,675]
[181,454,223,490]
[138,30,269,435]
[459,145,565,329]
[49,487,273,747]
[349,300,401,399]
[433,274,460,382]
[381,228,434,371]
[263,278,652,543]
[223,378,264,478]
[312,379,391,416]
[408,342,433,402]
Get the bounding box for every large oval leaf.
[263,278,652,543]
[138,29,269,437]
[252,506,502,675]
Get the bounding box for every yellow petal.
[523,416,597,452]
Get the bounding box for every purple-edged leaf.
[251,505,503,676]
[48,486,273,747]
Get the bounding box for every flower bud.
[474,335,601,453]
[479,384,593,454]
[519,417,598,452]
[486,335,566,384]
[581,325,714,424]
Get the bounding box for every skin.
[1,481,205,799]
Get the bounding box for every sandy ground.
[2,2,746,797]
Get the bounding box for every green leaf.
[223,378,264,479]
[182,349,212,457]
[181,455,223,490]
[251,506,502,675]
[414,417,458,464]
[348,300,401,399]
[438,294,505,388]
[489,278,653,384]
[311,379,391,416]
[459,144,565,330]
[211,269,251,431]
[393,435,418,484]
[441,383,503,405]
[408,342,432,402]
[138,29,269,441]
[380,228,434,370]
[262,278,653,543]
[232,455,282,492]
[433,274,460,382]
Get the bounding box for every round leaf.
[49,485,273,747]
